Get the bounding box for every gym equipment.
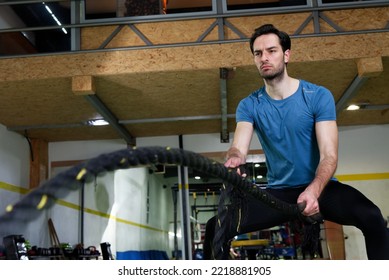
[3,235,28,260]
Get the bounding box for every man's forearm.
[308,156,337,198]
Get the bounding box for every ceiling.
[0,1,388,146]
[1,58,388,143]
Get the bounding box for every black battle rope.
[0,146,321,254]
[212,181,247,259]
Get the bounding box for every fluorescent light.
[346,104,360,111]
[42,2,67,34]
[168,232,182,238]
[87,119,109,126]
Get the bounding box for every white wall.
[48,139,128,164]
[337,125,389,174]
[337,125,389,218]
[0,125,30,188]
[336,125,389,259]
[78,167,172,259]
[0,124,31,247]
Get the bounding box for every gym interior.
[0,0,388,260]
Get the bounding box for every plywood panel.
[0,78,99,126]
[134,19,219,44]
[123,118,228,137]
[357,59,389,102]
[227,12,313,37]
[23,126,121,142]
[95,69,221,120]
[82,19,219,50]
[105,26,148,48]
[2,32,389,84]
[323,8,389,31]
[338,110,389,126]
[292,33,389,61]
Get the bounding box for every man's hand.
[297,188,320,217]
[224,148,247,177]
[224,157,243,169]
[223,121,253,177]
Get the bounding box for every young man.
[204,24,389,260]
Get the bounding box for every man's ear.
[284,49,291,64]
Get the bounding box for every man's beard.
[260,63,285,82]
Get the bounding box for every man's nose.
[261,53,269,62]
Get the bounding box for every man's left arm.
[297,120,338,216]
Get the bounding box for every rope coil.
[0,146,319,256]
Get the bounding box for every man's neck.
[264,75,299,100]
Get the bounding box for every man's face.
[252,33,290,80]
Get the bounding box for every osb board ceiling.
[95,69,222,120]
[1,57,388,143]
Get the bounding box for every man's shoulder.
[300,80,329,94]
[248,87,266,99]
[300,79,320,90]
[237,88,266,116]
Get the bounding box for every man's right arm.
[224,121,254,168]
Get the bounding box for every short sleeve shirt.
[236,80,336,188]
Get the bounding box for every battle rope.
[0,146,321,256]
[212,181,248,259]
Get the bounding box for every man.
[204,24,389,260]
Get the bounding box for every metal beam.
[7,114,236,131]
[99,25,125,49]
[224,19,247,39]
[335,75,368,114]
[178,135,192,260]
[84,95,135,145]
[121,114,235,124]
[70,0,81,51]
[220,68,229,143]
[196,20,218,42]
[358,104,389,110]
[128,24,153,46]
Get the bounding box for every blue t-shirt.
[236,80,336,188]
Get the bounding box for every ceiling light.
[254,163,261,168]
[42,2,67,34]
[345,103,389,111]
[194,176,201,180]
[346,104,360,111]
[87,119,109,126]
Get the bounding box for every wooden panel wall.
[322,221,346,260]
[29,139,48,189]
[2,33,388,83]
